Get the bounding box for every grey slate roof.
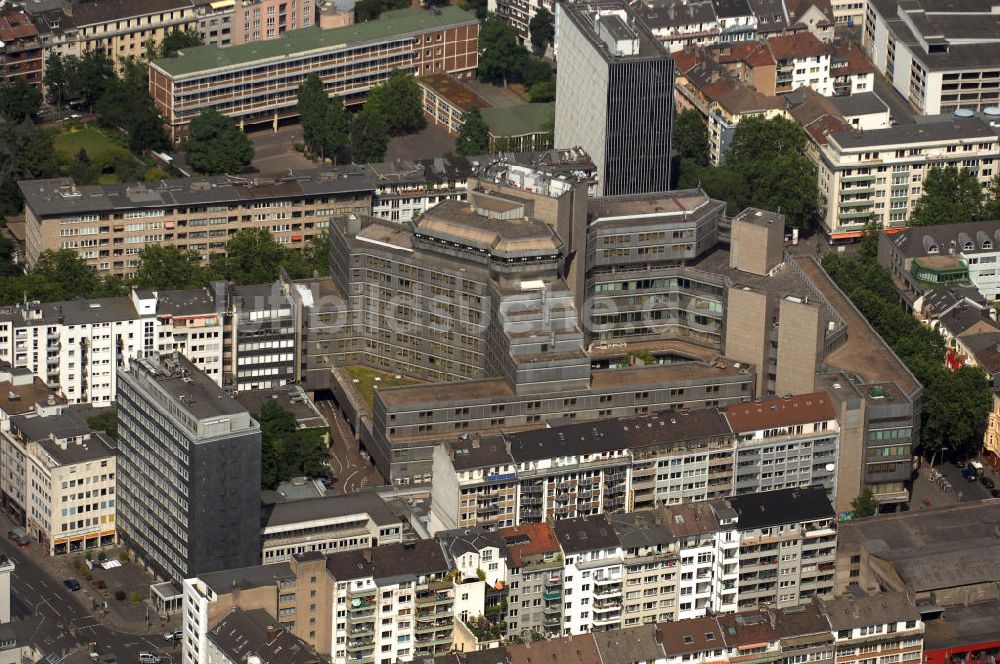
[553,513,620,554]
[261,491,397,529]
[208,608,323,664]
[829,91,889,117]
[828,115,998,150]
[728,487,834,529]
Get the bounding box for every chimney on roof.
[362,549,372,563]
[265,625,279,644]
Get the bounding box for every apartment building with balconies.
[18,168,374,276]
[813,115,1000,242]
[148,6,479,140]
[724,392,840,503]
[610,510,681,626]
[499,522,564,640]
[822,593,923,664]
[729,488,836,610]
[554,514,625,635]
[0,11,43,89]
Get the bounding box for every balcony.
[542,590,561,601]
[416,591,453,606]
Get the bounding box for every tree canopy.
[350,106,389,164]
[257,400,330,490]
[0,79,43,123]
[365,70,425,136]
[673,109,710,167]
[850,488,877,518]
[911,165,987,226]
[456,107,490,156]
[528,8,554,54]
[135,245,209,290]
[298,73,349,162]
[678,115,817,228]
[158,28,203,58]
[0,120,59,217]
[182,109,254,174]
[822,229,991,462]
[478,15,529,85]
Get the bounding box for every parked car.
[138,653,160,664]
[7,528,29,547]
[963,468,978,482]
[163,629,182,642]
[991,489,1000,498]
[980,476,995,489]
[63,578,81,592]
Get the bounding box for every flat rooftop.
[262,491,397,529]
[19,168,375,217]
[827,116,997,151]
[131,353,249,422]
[235,386,327,430]
[561,1,670,62]
[152,6,478,77]
[923,600,1000,652]
[587,189,722,227]
[198,562,294,595]
[480,103,555,137]
[418,73,491,111]
[792,256,921,398]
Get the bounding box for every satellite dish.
[825,463,835,472]
[351,598,361,607]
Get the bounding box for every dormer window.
[965,242,974,251]
[984,241,993,250]
[928,244,939,254]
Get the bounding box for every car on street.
[138,653,161,664]
[980,476,995,489]
[7,528,30,547]
[163,629,182,642]
[963,468,978,482]
[63,578,81,592]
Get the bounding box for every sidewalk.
[909,464,959,510]
[0,511,178,635]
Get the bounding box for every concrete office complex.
[429,393,839,533]
[117,353,261,584]
[813,115,1000,241]
[862,0,1000,116]
[18,168,374,275]
[555,1,675,196]
[149,6,479,139]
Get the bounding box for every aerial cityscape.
[0,0,998,661]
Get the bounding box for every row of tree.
[0,228,329,306]
[821,230,992,462]
[911,165,1000,226]
[673,110,819,229]
[298,70,425,165]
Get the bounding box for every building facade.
[116,353,261,583]
[555,1,675,196]
[18,168,374,276]
[149,6,479,139]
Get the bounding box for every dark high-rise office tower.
[555,1,675,196]
[117,353,261,584]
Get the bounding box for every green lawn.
[346,366,421,408]
[53,125,131,165]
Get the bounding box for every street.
[1,534,175,664]
[314,398,383,494]
[935,460,996,502]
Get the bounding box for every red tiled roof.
[767,31,827,61]
[0,11,39,40]
[831,42,874,76]
[498,522,559,568]
[724,392,837,433]
[803,113,853,145]
[673,49,705,74]
[711,41,775,67]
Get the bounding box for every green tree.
[910,165,984,226]
[182,109,254,174]
[528,80,555,102]
[67,148,100,185]
[458,0,488,18]
[32,249,103,300]
[723,115,817,228]
[0,79,43,123]
[528,7,554,54]
[350,107,389,164]
[70,50,116,111]
[0,120,60,216]
[456,107,490,156]
[303,232,331,276]
[519,58,552,87]
[366,70,425,136]
[135,245,208,289]
[44,52,70,109]
[298,74,349,161]
[850,488,877,518]
[354,0,381,21]
[983,174,1000,220]
[211,227,288,285]
[158,28,203,58]
[478,15,528,86]
[87,409,118,440]
[673,109,710,167]
[257,400,330,489]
